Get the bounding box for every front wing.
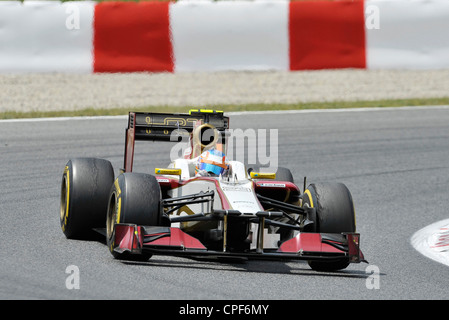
[113,223,367,264]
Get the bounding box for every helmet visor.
[198,162,225,176]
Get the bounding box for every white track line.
[226,105,449,116]
[0,115,128,123]
[411,218,449,267]
[1,105,449,123]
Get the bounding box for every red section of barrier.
[289,1,366,70]
[93,2,173,73]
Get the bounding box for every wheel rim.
[106,192,117,241]
[60,174,69,225]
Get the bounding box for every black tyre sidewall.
[61,158,114,239]
[303,183,356,271]
[274,167,294,183]
[304,183,355,234]
[116,173,162,226]
[106,172,161,260]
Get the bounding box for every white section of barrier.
[1,0,449,73]
[366,0,449,69]
[169,0,289,72]
[0,1,94,73]
[411,218,449,267]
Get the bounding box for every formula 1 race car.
[60,109,367,271]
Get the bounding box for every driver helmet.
[196,148,228,176]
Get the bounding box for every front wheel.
[302,182,356,271]
[106,173,162,260]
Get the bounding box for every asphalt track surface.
[1,106,449,300]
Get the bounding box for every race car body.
[60,109,367,271]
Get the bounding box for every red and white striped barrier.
[1,0,448,73]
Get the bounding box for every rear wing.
[124,110,229,172]
[130,109,229,141]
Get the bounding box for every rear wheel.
[302,183,356,271]
[60,158,114,239]
[106,173,162,260]
[249,166,294,183]
[273,167,294,183]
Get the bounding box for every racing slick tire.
[60,158,114,239]
[106,173,162,260]
[249,166,294,183]
[302,182,356,271]
[273,167,294,183]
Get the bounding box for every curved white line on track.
[411,218,449,267]
[1,105,449,123]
